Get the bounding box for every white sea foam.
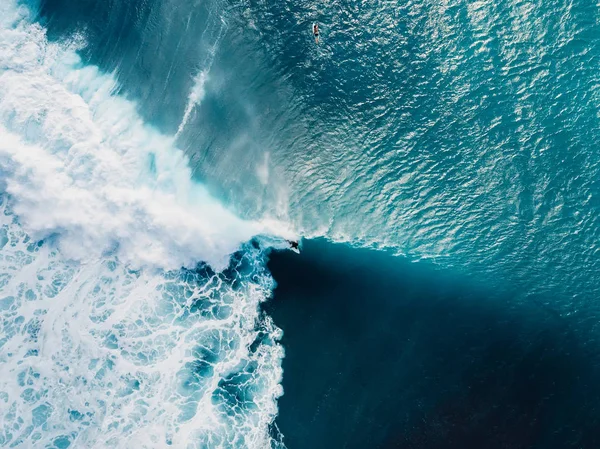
[0,202,284,448]
[175,17,226,139]
[0,2,287,448]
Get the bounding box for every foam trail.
[176,70,210,138]
[0,2,288,448]
[175,17,226,139]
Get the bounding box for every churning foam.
[0,2,286,448]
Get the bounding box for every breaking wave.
[0,2,288,447]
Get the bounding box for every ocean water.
[266,240,600,448]
[1,0,600,447]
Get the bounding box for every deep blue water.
[266,239,600,448]
[1,0,600,447]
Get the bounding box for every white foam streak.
[175,20,225,139]
[176,70,209,138]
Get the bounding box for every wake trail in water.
[176,13,227,139]
[0,2,290,448]
[176,70,209,138]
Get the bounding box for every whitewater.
[0,2,290,447]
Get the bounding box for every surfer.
[313,23,319,44]
[287,240,300,251]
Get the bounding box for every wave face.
[0,2,285,448]
[266,239,600,449]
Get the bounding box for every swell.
[242,0,600,305]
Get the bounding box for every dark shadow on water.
[264,239,600,449]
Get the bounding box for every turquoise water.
[1,0,600,447]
